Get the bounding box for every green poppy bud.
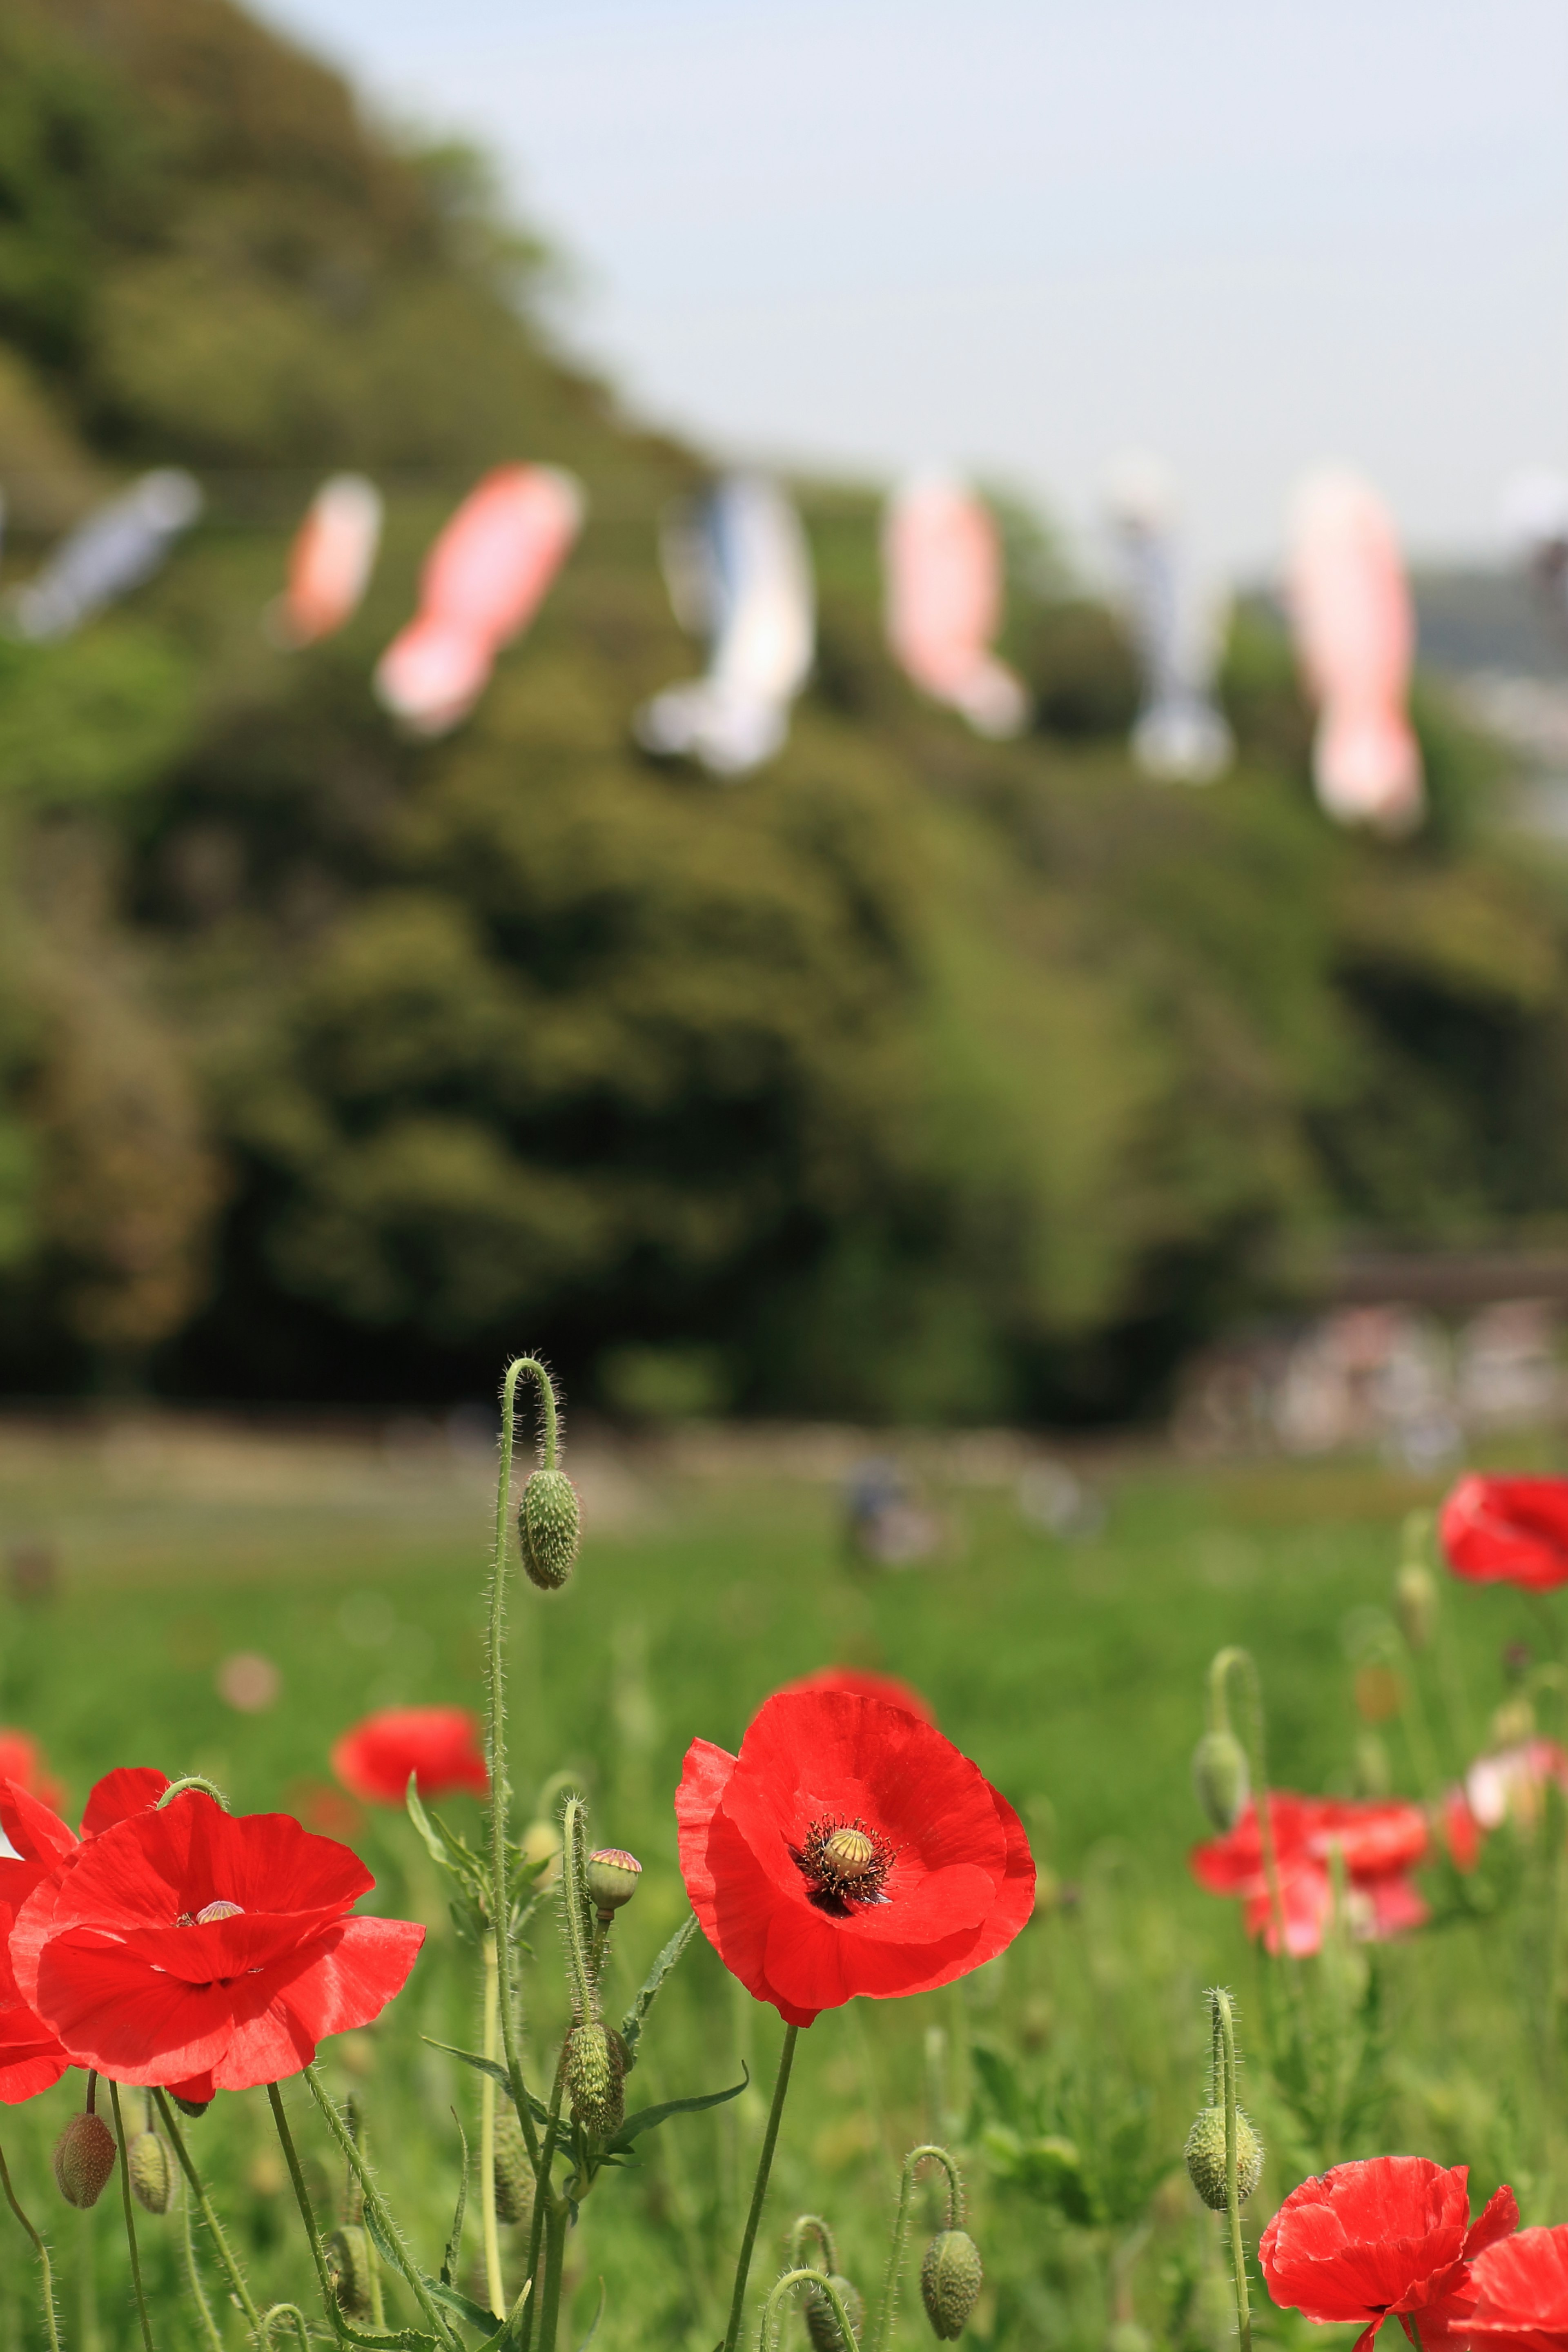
[586,1848,641,1918]
[1192,1729,1249,1833]
[804,2274,864,2352]
[1395,1560,1437,1653]
[519,1468,581,1592]
[127,2130,175,2215]
[1183,2106,1264,2211]
[566,2021,626,2136]
[921,2230,983,2341]
[53,2113,117,2209]
[492,2106,534,2227]
[325,2224,376,2320]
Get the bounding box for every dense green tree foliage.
[1,0,1566,1417]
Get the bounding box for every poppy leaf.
[576,2280,607,2352]
[406,1780,489,1901]
[361,2194,405,2274]
[424,2277,504,2334]
[423,2039,552,2129]
[619,1912,699,2069]
[472,2282,532,2352]
[441,2111,469,2287]
[601,2068,748,2154]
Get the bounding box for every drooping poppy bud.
[325,2224,376,2319]
[1395,1561,1437,1653]
[53,2113,118,2209]
[805,2273,864,2352]
[1183,2106,1264,2210]
[921,2229,984,2340]
[519,1468,581,1592]
[1192,1729,1249,1832]
[586,1848,642,1919]
[492,2106,533,2227]
[565,2022,625,2135]
[127,2131,175,2214]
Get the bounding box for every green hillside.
[2,0,1566,1419]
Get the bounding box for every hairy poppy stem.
[721,2021,800,2352]
[0,2134,62,2352]
[763,2268,861,2352]
[262,2305,313,2352]
[869,2144,963,2352]
[179,2192,225,2352]
[302,2068,462,2352]
[156,1777,229,1812]
[519,2042,571,2352]
[534,2200,569,2352]
[559,1797,598,2025]
[1209,1989,1252,2352]
[480,1935,506,2321]
[154,2091,266,2343]
[487,1358,553,2180]
[110,2082,156,2352]
[266,2083,349,2340]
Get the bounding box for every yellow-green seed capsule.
[586,1848,642,1917]
[1183,2107,1264,2210]
[1395,1561,1437,1653]
[492,2106,534,2227]
[127,2131,175,2214]
[921,2231,983,2341]
[519,1468,581,1592]
[1191,1729,1250,1833]
[566,2021,625,2136]
[804,2274,864,2352]
[325,2224,376,2319]
[53,2113,117,2209]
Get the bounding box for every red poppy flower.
[1192,1793,1429,1955]
[1260,2156,1519,2352]
[1441,1477,1568,1593]
[0,1734,62,1817]
[330,1707,488,1805]
[781,1668,935,1723]
[1466,2226,1568,2352]
[0,1768,169,2103]
[11,1788,424,2099]
[676,1688,1033,2028]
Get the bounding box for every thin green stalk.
[720,2021,800,2352]
[0,2134,61,2352]
[266,2084,347,2339]
[111,2082,156,2352]
[788,2217,838,2273]
[156,1777,229,1811]
[869,2145,962,2352]
[1210,1989,1252,2352]
[534,2202,569,2352]
[480,1936,506,2320]
[154,2091,265,2343]
[487,1358,554,2176]
[180,2190,226,2352]
[519,2044,570,2352]
[262,2310,312,2352]
[303,2069,461,2352]
[762,2270,861,2352]
[559,1799,597,2025]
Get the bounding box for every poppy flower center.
[791,1816,895,1916]
[176,1900,245,1927]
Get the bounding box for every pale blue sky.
[256,0,1568,575]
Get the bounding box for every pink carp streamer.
[270,474,383,648]
[883,473,1028,737]
[1287,469,1423,834]
[375,464,584,736]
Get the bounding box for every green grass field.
[0,1412,1562,2352]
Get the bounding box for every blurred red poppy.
[11,1788,424,2099]
[1441,1477,1568,1593]
[676,1686,1033,2028]
[781,1667,935,1722]
[1467,2226,1568,2352]
[1261,2156,1518,2352]
[330,1706,488,1805]
[0,1734,62,1816]
[0,1768,169,2103]
[1191,1792,1429,1955]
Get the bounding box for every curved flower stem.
[0,2134,61,2352]
[787,2216,838,2273]
[720,2021,801,2352]
[262,2308,313,2352]
[156,1777,229,1811]
[762,2269,860,2352]
[302,2069,461,2352]
[480,1936,506,2321]
[110,2082,156,2352]
[180,2191,226,2352]
[1209,1989,1252,2352]
[487,1357,555,2176]
[868,2144,963,2352]
[154,2091,265,2343]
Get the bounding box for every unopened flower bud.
[921,2230,983,2341]
[1192,1729,1249,1833]
[492,2106,534,2227]
[805,2274,864,2352]
[1183,2106,1264,2210]
[566,2021,625,2136]
[1395,1561,1437,1653]
[325,2224,376,2320]
[53,2113,117,2209]
[519,1468,580,1592]
[586,1848,641,1918]
[171,2093,211,2120]
[127,2131,175,2214]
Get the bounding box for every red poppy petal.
[56,1905,357,1986]
[675,1739,740,1931]
[249,1918,425,2062]
[52,1798,371,1936]
[0,1782,76,1870]
[35,1936,241,2082]
[1468,2186,1523,2259]
[80,1770,171,1839]
[1441,1477,1568,1593]
[0,1997,66,2104]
